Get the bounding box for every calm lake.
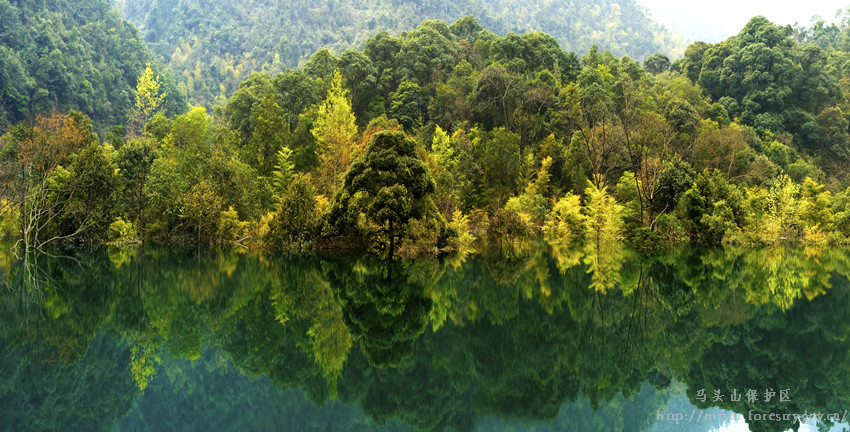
[1,243,850,432]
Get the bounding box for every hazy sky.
[636,0,850,43]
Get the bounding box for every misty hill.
[112,0,686,106]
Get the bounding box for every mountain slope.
[113,0,686,106]
[0,0,185,133]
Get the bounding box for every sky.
[635,0,850,43]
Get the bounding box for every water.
[1,244,849,432]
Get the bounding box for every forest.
[4,1,850,255]
[111,0,686,107]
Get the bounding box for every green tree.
[267,175,321,250]
[51,142,119,245]
[389,81,425,130]
[181,181,224,245]
[114,138,157,226]
[432,125,456,170]
[643,53,670,74]
[247,96,290,176]
[328,131,438,253]
[583,181,624,249]
[477,127,522,207]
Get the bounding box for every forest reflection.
[0,243,849,432]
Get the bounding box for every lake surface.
[1,243,850,432]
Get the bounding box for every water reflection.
[0,244,848,431]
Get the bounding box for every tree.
[582,181,624,293]
[273,70,318,129]
[267,174,322,250]
[573,65,623,188]
[312,70,360,196]
[223,72,274,143]
[431,125,456,171]
[474,64,522,131]
[337,49,379,122]
[181,181,223,245]
[304,48,338,81]
[3,111,98,251]
[389,81,425,130]
[51,142,118,244]
[114,138,157,226]
[643,53,670,74]
[800,176,831,240]
[477,128,522,207]
[132,63,167,136]
[271,147,295,199]
[398,20,459,85]
[449,15,482,41]
[328,131,438,254]
[247,96,290,176]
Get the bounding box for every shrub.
[107,217,141,247]
[487,207,534,249]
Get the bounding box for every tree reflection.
[0,244,848,431]
[329,258,431,368]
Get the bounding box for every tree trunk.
[388,219,395,257]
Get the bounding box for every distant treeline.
[112,0,686,107]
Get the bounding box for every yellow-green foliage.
[728,175,803,245]
[528,156,553,198]
[217,206,244,243]
[130,343,161,393]
[432,125,456,171]
[800,177,832,241]
[544,192,585,242]
[831,187,850,240]
[272,147,295,199]
[398,218,442,256]
[725,186,769,246]
[583,181,624,246]
[766,174,802,241]
[448,209,476,253]
[581,181,625,293]
[107,217,140,246]
[312,69,359,195]
[266,175,322,250]
[181,181,223,244]
[614,171,642,227]
[505,156,554,226]
[0,200,20,239]
[134,63,166,123]
[487,207,534,250]
[727,176,840,246]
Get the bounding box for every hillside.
[112,0,686,106]
[0,0,185,133]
